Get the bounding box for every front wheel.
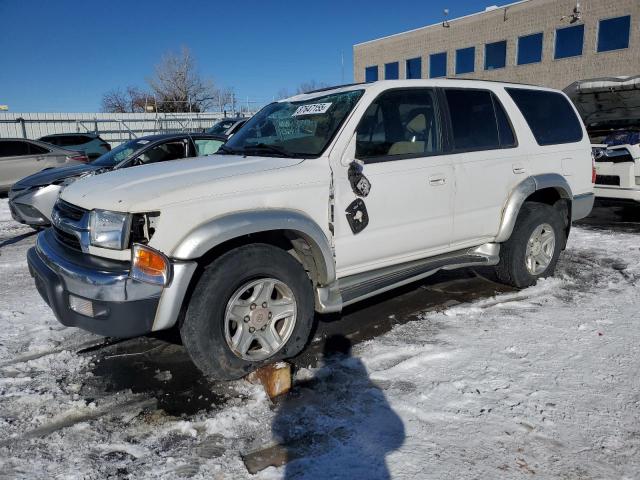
[495,202,566,288]
[180,244,314,380]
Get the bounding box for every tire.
[495,202,566,288]
[180,243,314,380]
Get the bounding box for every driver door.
[131,138,189,165]
[332,88,455,277]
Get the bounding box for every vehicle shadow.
[0,230,37,249]
[576,203,640,233]
[271,335,405,479]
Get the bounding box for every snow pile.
[1,198,639,479]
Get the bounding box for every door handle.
[36,156,45,161]
[512,166,526,174]
[429,175,446,186]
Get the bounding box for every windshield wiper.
[240,143,302,158]
[218,144,242,155]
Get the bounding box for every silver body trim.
[571,192,595,221]
[171,209,336,285]
[495,174,572,243]
[152,261,197,331]
[314,242,500,313]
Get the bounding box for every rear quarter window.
[506,88,583,146]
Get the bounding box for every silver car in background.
[0,138,87,193]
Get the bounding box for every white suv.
[27,80,594,380]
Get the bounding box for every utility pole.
[341,50,345,84]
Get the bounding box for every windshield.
[207,120,236,135]
[223,90,364,158]
[91,138,149,167]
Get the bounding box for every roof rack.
[302,82,366,94]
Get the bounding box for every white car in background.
[565,76,640,206]
[592,138,640,204]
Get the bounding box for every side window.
[493,96,517,147]
[40,136,62,146]
[0,141,30,157]
[506,88,583,146]
[136,141,188,165]
[356,89,441,162]
[445,89,501,151]
[194,139,223,156]
[28,143,49,155]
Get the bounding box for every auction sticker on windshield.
[292,103,332,116]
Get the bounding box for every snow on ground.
[0,197,639,479]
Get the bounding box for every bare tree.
[101,86,154,113]
[276,88,290,100]
[215,87,236,113]
[147,47,218,113]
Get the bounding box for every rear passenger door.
[442,88,522,246]
[0,140,44,188]
[333,88,455,276]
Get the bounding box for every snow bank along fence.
[0,112,231,146]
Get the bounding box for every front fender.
[170,209,336,285]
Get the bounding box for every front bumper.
[9,184,61,227]
[27,229,195,338]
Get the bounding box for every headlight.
[89,209,132,249]
[131,244,171,286]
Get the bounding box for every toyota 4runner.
[27,80,594,380]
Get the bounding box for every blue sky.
[0,0,500,112]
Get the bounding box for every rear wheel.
[180,244,314,380]
[495,202,565,288]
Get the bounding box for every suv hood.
[61,154,304,212]
[13,163,100,189]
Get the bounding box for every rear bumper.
[594,185,640,203]
[28,229,163,338]
[571,192,595,221]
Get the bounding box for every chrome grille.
[56,199,86,221]
[51,200,88,252]
[53,226,82,250]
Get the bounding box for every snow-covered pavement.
[0,197,639,479]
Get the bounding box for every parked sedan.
[9,133,225,228]
[39,133,111,160]
[0,138,88,193]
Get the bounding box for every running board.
[314,243,500,312]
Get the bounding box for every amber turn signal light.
[131,244,170,286]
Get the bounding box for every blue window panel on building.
[406,57,422,79]
[555,24,584,59]
[456,47,475,74]
[485,40,507,70]
[429,52,447,78]
[365,66,378,82]
[385,62,399,79]
[598,16,631,52]
[517,32,543,65]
